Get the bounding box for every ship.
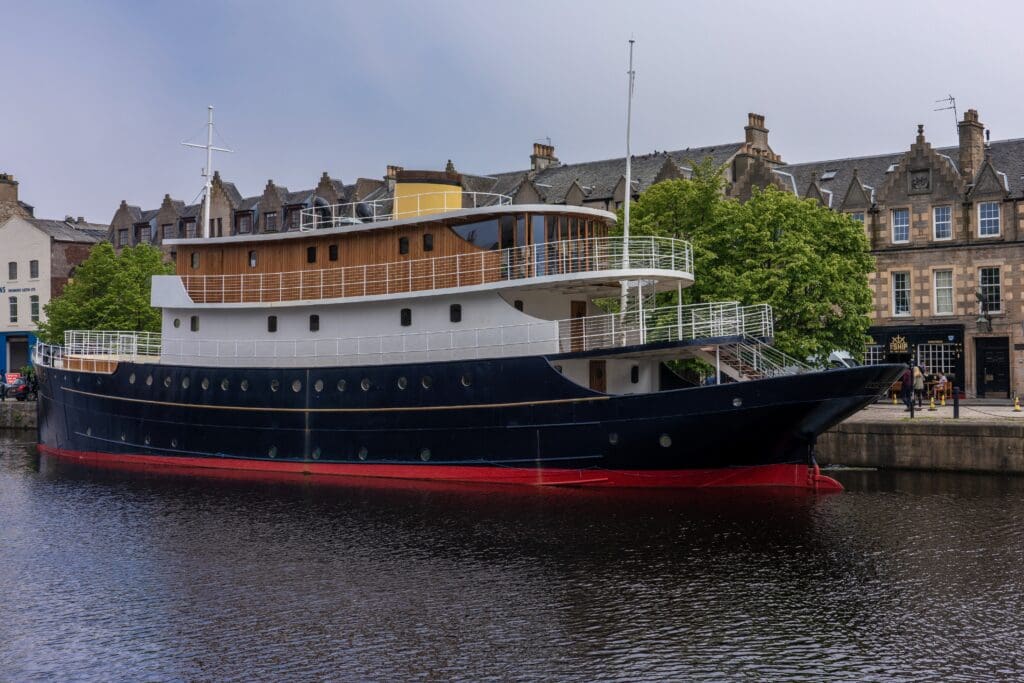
[32,165,902,491]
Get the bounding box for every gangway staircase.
[690,335,811,382]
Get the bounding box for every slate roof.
[27,218,108,242]
[780,138,1024,207]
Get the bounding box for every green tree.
[37,242,174,343]
[625,161,875,361]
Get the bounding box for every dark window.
[184,220,197,238]
[452,218,500,250]
[118,228,129,246]
[248,250,257,268]
[267,315,277,333]
[7,262,14,280]
[499,215,515,249]
[400,308,412,326]
[190,252,200,269]
[190,316,199,332]
[423,233,434,252]
[450,304,462,323]
[264,212,278,232]
[329,244,338,261]
[309,314,319,332]
[216,217,223,235]
[399,237,410,255]
[630,365,640,384]
[514,300,524,311]
[236,213,252,234]
[29,260,38,278]
[162,223,176,240]
[307,246,317,264]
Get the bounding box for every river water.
[1,430,1022,682]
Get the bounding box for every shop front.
[866,325,965,392]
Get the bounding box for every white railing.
[34,303,773,371]
[180,236,694,304]
[724,337,811,378]
[299,191,512,230]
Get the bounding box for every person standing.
[901,364,913,411]
[913,364,925,408]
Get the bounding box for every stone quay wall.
[0,402,37,430]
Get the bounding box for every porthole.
[732,397,743,408]
[144,435,151,446]
[358,446,368,461]
[270,379,280,392]
[120,432,126,441]
[129,373,136,385]
[240,379,250,391]
[85,427,92,437]
[76,376,81,384]
[220,378,230,391]
[173,318,181,328]
[292,379,302,393]
[311,447,321,460]
[659,434,673,448]
[201,378,210,390]
[421,376,433,389]
[360,378,371,392]
[145,375,153,386]
[419,448,431,462]
[460,374,472,388]
[314,379,324,393]
[337,379,347,392]
[268,446,278,458]
[181,377,190,389]
[163,376,172,388]
[609,432,619,445]
[170,438,178,448]
[397,376,408,390]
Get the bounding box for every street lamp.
[975,289,992,333]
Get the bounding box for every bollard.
[928,396,937,411]
[941,394,946,407]
[892,392,897,405]
[1015,396,1021,413]
[953,387,960,419]
[909,397,914,419]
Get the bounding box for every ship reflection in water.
[2,433,1023,681]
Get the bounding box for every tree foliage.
[624,160,875,360]
[37,242,174,343]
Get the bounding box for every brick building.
[0,174,107,372]
[111,109,1024,397]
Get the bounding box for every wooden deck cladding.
[177,211,610,304]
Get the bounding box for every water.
[2,430,1023,682]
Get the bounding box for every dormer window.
[285,209,300,231]
[183,219,197,238]
[236,213,252,234]
[979,202,1000,237]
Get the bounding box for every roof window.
[820,170,837,181]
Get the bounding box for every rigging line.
[211,124,233,151]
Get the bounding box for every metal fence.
[180,235,694,304]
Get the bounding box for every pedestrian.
[901,364,913,411]
[913,363,925,408]
[936,372,948,400]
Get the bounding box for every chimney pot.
[958,108,985,181]
[530,142,558,171]
[77,216,85,223]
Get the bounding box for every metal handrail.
[299,191,512,230]
[36,302,774,370]
[179,236,694,305]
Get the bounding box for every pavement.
[849,398,1024,423]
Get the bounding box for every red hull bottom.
[36,445,843,492]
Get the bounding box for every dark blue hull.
[36,354,902,487]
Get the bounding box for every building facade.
[0,175,107,372]
[112,109,1024,397]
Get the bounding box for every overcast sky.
[6,0,1024,222]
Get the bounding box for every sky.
[5,0,1024,223]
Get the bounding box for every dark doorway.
[589,360,607,392]
[975,337,1010,398]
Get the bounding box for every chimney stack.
[385,164,404,191]
[958,109,985,182]
[530,142,559,172]
[0,172,18,205]
[744,113,769,152]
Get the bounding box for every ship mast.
[182,106,232,239]
[620,39,636,316]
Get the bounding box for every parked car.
[5,377,37,401]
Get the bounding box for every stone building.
[112,109,1024,397]
[0,174,107,371]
